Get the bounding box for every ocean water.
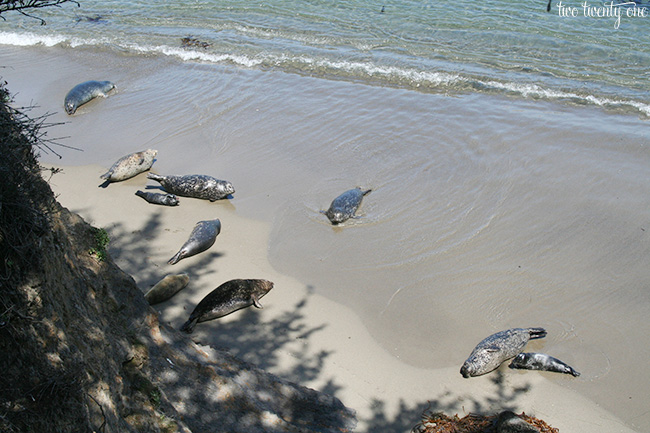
[1,1,649,431]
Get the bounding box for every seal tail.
[180,317,198,333]
[362,188,372,196]
[527,327,547,339]
[168,251,183,265]
[100,170,112,180]
[147,173,164,182]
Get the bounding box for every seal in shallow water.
[101,149,157,182]
[168,219,221,265]
[460,327,547,378]
[508,352,580,377]
[144,274,190,305]
[180,279,274,333]
[322,187,372,225]
[147,173,235,201]
[135,190,179,206]
[64,80,116,115]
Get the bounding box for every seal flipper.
[361,189,372,196]
[252,295,263,309]
[180,317,198,333]
[168,250,184,265]
[527,327,547,339]
[100,169,113,180]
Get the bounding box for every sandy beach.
[1,44,647,432]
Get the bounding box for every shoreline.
[1,43,647,432]
[44,162,636,433]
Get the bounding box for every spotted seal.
[147,173,235,201]
[101,149,157,182]
[460,327,547,378]
[135,190,179,206]
[508,352,580,377]
[144,274,190,305]
[180,279,274,333]
[168,219,221,265]
[322,187,372,225]
[64,80,115,115]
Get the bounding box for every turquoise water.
[2,0,650,116]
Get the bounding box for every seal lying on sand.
[101,149,157,182]
[509,352,580,377]
[180,279,274,333]
[460,327,547,378]
[64,80,115,115]
[144,274,190,305]
[495,411,541,433]
[135,190,179,206]
[147,173,235,201]
[322,187,372,225]
[168,219,221,265]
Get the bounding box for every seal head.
[460,327,546,378]
[180,279,274,333]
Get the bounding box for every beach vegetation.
[0,0,80,25]
[89,227,110,262]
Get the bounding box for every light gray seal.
[64,80,115,115]
[147,173,235,201]
[101,149,157,182]
[322,187,372,225]
[168,219,221,265]
[144,274,190,305]
[460,327,547,378]
[135,190,179,206]
[508,352,580,377]
[180,279,274,333]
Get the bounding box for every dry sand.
[43,163,636,433]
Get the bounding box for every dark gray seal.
[64,80,115,115]
[180,279,274,333]
[135,190,179,206]
[147,173,235,201]
[508,352,580,377]
[101,149,157,182]
[460,327,547,378]
[144,274,190,305]
[495,411,540,433]
[168,219,221,265]
[322,187,371,225]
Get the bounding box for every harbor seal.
[460,327,547,378]
[135,190,179,206]
[180,279,274,333]
[322,187,372,225]
[101,149,157,182]
[144,274,190,305]
[495,411,540,433]
[508,352,580,377]
[147,173,235,201]
[64,80,115,115]
[168,219,221,265]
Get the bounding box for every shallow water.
[1,14,649,431]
